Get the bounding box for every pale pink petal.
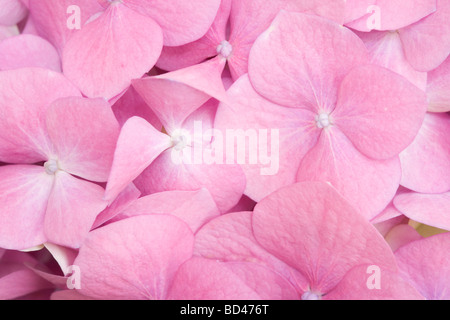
[325,264,424,300]
[384,224,423,252]
[371,188,410,225]
[29,0,104,54]
[356,30,427,91]
[399,113,450,194]
[121,0,220,46]
[45,171,108,248]
[399,0,450,72]
[132,58,227,133]
[0,165,53,250]
[394,191,450,231]
[333,64,427,160]
[0,34,61,72]
[248,10,369,110]
[45,97,120,182]
[118,189,220,233]
[395,233,450,300]
[0,68,81,163]
[214,75,320,201]
[297,129,402,220]
[253,182,398,295]
[62,2,163,99]
[0,0,27,26]
[134,149,246,214]
[104,117,172,203]
[75,215,194,300]
[427,56,450,112]
[156,0,231,71]
[346,0,436,31]
[167,257,299,300]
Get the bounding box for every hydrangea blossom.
[0,0,448,302]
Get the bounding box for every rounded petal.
[0,0,27,26]
[0,68,81,163]
[399,113,450,194]
[399,0,450,72]
[45,97,120,182]
[427,56,450,113]
[75,215,194,300]
[333,64,427,160]
[253,182,398,294]
[62,2,163,99]
[0,34,61,72]
[394,191,450,231]
[121,0,220,46]
[248,10,369,110]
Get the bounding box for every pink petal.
[121,0,220,46]
[0,68,81,163]
[156,0,231,71]
[297,129,402,220]
[62,1,163,99]
[29,0,103,54]
[0,268,52,300]
[253,182,398,294]
[427,56,450,112]
[194,211,307,288]
[394,191,450,231]
[167,257,299,300]
[248,10,369,110]
[104,117,172,203]
[134,149,246,214]
[346,0,436,31]
[333,64,427,160]
[214,74,320,201]
[118,189,220,233]
[395,233,450,300]
[45,171,108,248]
[325,264,424,300]
[356,30,427,91]
[399,0,450,72]
[0,34,61,72]
[399,112,450,194]
[92,183,141,229]
[75,215,194,300]
[111,86,162,130]
[0,165,53,250]
[51,290,93,300]
[0,0,27,26]
[132,58,227,133]
[45,97,120,182]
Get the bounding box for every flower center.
[216,40,233,59]
[315,113,332,129]
[171,130,190,151]
[301,290,322,300]
[44,159,59,175]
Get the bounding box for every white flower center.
[216,40,233,59]
[301,290,322,300]
[315,113,331,129]
[44,159,59,175]
[171,130,191,151]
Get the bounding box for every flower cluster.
[0,0,449,300]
